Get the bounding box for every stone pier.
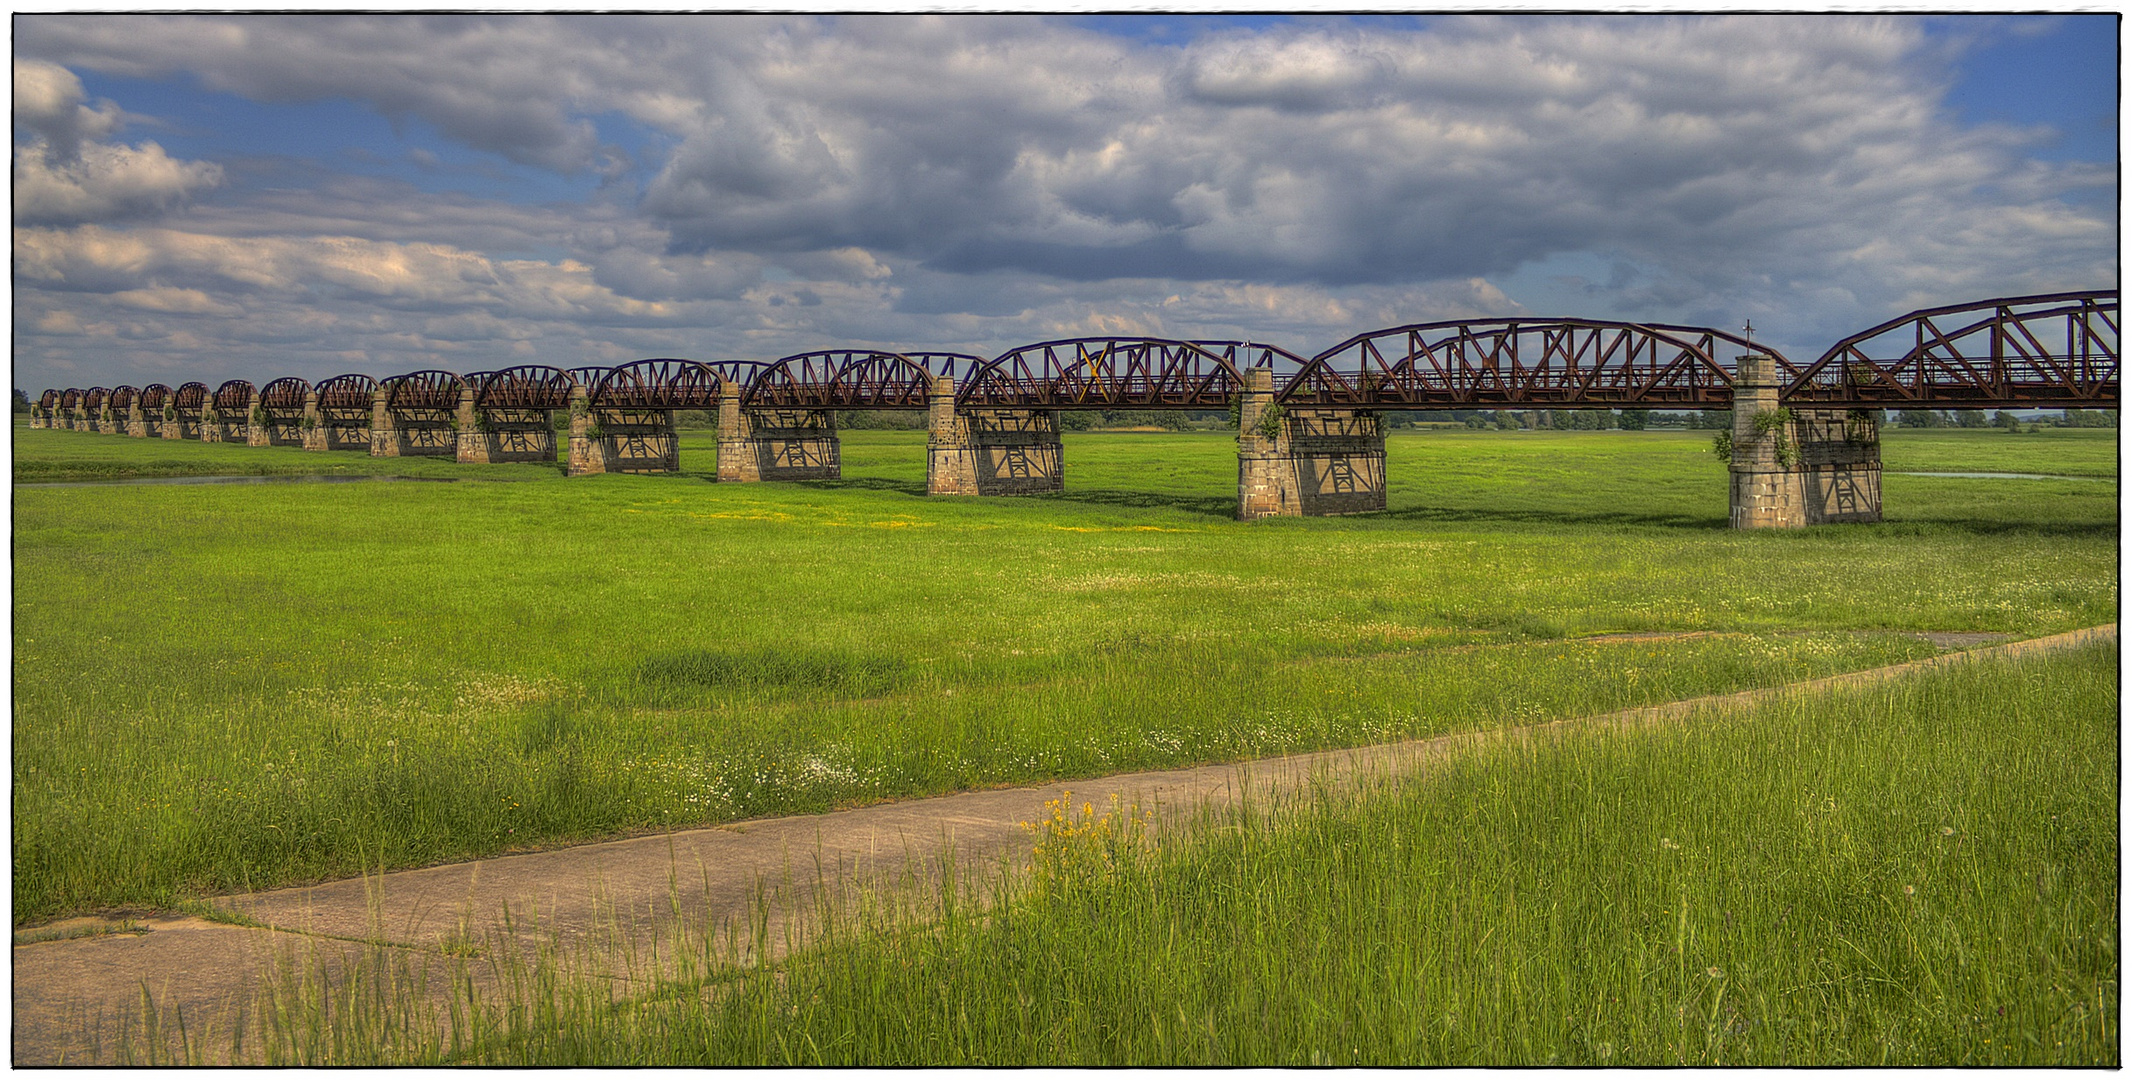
[250,399,304,447]
[924,375,1064,496]
[1727,354,1882,528]
[97,405,120,435]
[566,388,679,475]
[303,391,371,452]
[69,403,92,431]
[125,402,151,438]
[716,394,841,482]
[455,388,558,465]
[201,402,245,443]
[1236,367,1387,520]
[370,388,455,457]
[159,411,201,440]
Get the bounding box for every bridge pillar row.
[924,376,1063,496]
[1727,354,1882,528]
[568,386,679,476]
[716,386,841,483]
[1237,368,1388,521]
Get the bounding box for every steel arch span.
[258,377,310,412]
[960,338,1248,409]
[380,369,465,411]
[472,365,576,410]
[1788,291,2119,408]
[109,386,139,412]
[214,380,256,413]
[173,382,211,413]
[588,358,755,409]
[314,373,378,417]
[1285,319,1756,408]
[746,350,984,409]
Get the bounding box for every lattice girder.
[960,338,1245,409]
[1787,291,2119,407]
[1285,319,1749,408]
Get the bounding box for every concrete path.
[12,624,2114,1065]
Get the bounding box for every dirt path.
[12,623,2114,1065]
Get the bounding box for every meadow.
[11,423,2118,924]
[227,639,2115,1066]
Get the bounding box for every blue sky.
[13,13,2118,390]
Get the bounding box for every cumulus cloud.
[10,13,2118,388]
[14,58,121,159]
[15,139,222,225]
[13,58,221,224]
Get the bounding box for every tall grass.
[207,641,2118,1065]
[13,426,2117,920]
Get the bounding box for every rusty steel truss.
[214,380,256,414]
[746,350,985,409]
[1784,290,2117,408]
[959,338,1247,409]
[1286,319,1749,409]
[32,291,2119,426]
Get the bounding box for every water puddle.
[15,474,487,489]
[1891,471,2113,482]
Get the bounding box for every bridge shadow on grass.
[1379,504,1729,531]
[1028,487,1242,520]
[789,476,929,498]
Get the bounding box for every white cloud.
[14,139,222,225]
[9,14,2118,390]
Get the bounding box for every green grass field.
[275,640,2109,1066]
[11,424,2118,924]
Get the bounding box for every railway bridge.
[33,291,2117,528]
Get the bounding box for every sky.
[11,12,2120,393]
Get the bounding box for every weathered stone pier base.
[1728,354,1882,528]
[126,406,151,438]
[70,409,93,432]
[568,399,679,475]
[925,376,1063,496]
[250,407,304,447]
[716,399,841,482]
[458,415,558,464]
[370,393,454,457]
[160,415,202,440]
[1236,368,1387,520]
[200,409,246,443]
[97,410,121,435]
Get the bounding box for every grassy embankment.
[225,640,2119,1066]
[11,424,2117,922]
